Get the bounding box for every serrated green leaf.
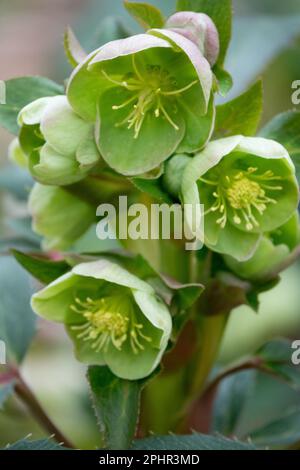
[176,0,232,66]
[132,433,256,450]
[12,250,70,284]
[0,257,36,363]
[260,111,300,183]
[3,438,69,450]
[87,365,147,450]
[64,27,87,68]
[124,1,164,29]
[214,81,263,138]
[0,76,63,135]
[249,408,300,448]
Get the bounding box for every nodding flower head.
[31,259,172,380]
[17,95,100,186]
[67,32,214,176]
[182,136,299,261]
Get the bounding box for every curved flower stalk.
[224,212,300,281]
[165,11,220,66]
[67,31,214,176]
[182,136,299,261]
[17,95,101,186]
[31,259,172,380]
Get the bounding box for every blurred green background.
[0,0,300,449]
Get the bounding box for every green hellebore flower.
[224,212,300,281]
[165,12,220,66]
[182,136,299,261]
[17,95,100,186]
[31,259,172,380]
[67,32,214,176]
[29,183,96,251]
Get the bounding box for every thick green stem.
[190,313,228,399]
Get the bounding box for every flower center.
[71,296,151,354]
[226,177,264,210]
[201,167,283,231]
[102,56,197,139]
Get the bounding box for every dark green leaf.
[132,432,256,450]
[212,370,256,435]
[0,76,63,135]
[12,250,70,284]
[0,257,36,363]
[249,408,300,448]
[214,81,263,138]
[3,438,69,450]
[87,366,147,450]
[176,0,232,66]
[124,1,164,29]
[260,111,300,182]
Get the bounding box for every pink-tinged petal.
[150,29,212,107]
[166,12,220,66]
[88,34,171,66]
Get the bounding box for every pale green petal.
[89,34,172,65]
[29,183,96,250]
[207,222,261,261]
[17,97,53,126]
[150,28,213,108]
[73,259,154,294]
[225,237,290,281]
[31,143,86,186]
[40,95,92,155]
[133,290,172,347]
[76,133,100,166]
[97,87,185,175]
[31,272,78,323]
[237,136,292,164]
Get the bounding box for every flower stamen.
[102,56,196,138]
[70,296,151,354]
[202,167,283,231]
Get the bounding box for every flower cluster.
[8,7,300,380]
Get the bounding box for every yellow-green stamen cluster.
[202,167,283,231]
[71,296,151,354]
[102,56,197,139]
